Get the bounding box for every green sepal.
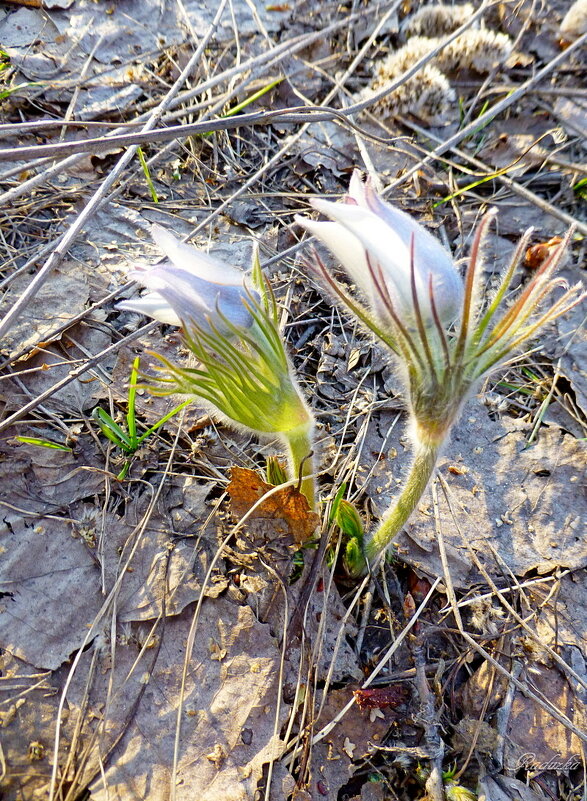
[250,243,278,325]
[335,499,364,542]
[266,456,288,486]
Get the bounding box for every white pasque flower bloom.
[295,170,463,328]
[118,224,256,331]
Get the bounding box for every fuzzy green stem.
[362,439,441,568]
[284,424,316,510]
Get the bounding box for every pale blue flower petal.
[117,292,182,326]
[137,264,255,332]
[150,224,244,286]
[121,225,259,334]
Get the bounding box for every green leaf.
[136,146,159,203]
[329,483,347,522]
[335,499,364,542]
[572,176,587,200]
[92,407,134,451]
[251,244,278,324]
[343,537,364,576]
[126,356,140,444]
[15,436,72,452]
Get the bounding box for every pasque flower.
[296,170,464,329]
[119,224,316,506]
[297,170,584,573]
[118,223,255,331]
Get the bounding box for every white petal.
[309,198,463,323]
[348,168,368,206]
[356,190,464,321]
[364,185,455,272]
[150,224,243,286]
[117,292,182,326]
[310,199,413,288]
[295,215,375,298]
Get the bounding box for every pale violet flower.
[117,224,316,506]
[295,169,464,329]
[118,224,256,332]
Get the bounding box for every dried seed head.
[364,38,456,121]
[363,64,455,121]
[401,3,477,38]
[435,28,513,72]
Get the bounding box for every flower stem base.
[284,424,316,510]
[351,439,440,575]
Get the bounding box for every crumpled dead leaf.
[225,467,361,686]
[458,569,587,783]
[0,432,105,514]
[228,466,319,544]
[0,650,78,801]
[0,477,222,670]
[362,401,587,586]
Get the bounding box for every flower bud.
[296,170,464,329]
[118,223,257,333]
[117,224,317,506]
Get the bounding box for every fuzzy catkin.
[432,28,513,72]
[362,20,512,121]
[400,2,476,38]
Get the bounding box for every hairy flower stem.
[284,424,316,510]
[358,437,442,573]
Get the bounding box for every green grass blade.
[15,436,72,452]
[92,407,134,451]
[127,357,140,445]
[136,400,191,445]
[137,146,159,203]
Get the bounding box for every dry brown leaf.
[0,478,222,669]
[0,263,90,361]
[228,466,319,544]
[504,666,586,773]
[0,651,78,800]
[81,599,287,801]
[1,599,288,801]
[363,401,587,586]
[317,686,407,760]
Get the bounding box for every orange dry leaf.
[227,467,319,544]
[524,236,563,270]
